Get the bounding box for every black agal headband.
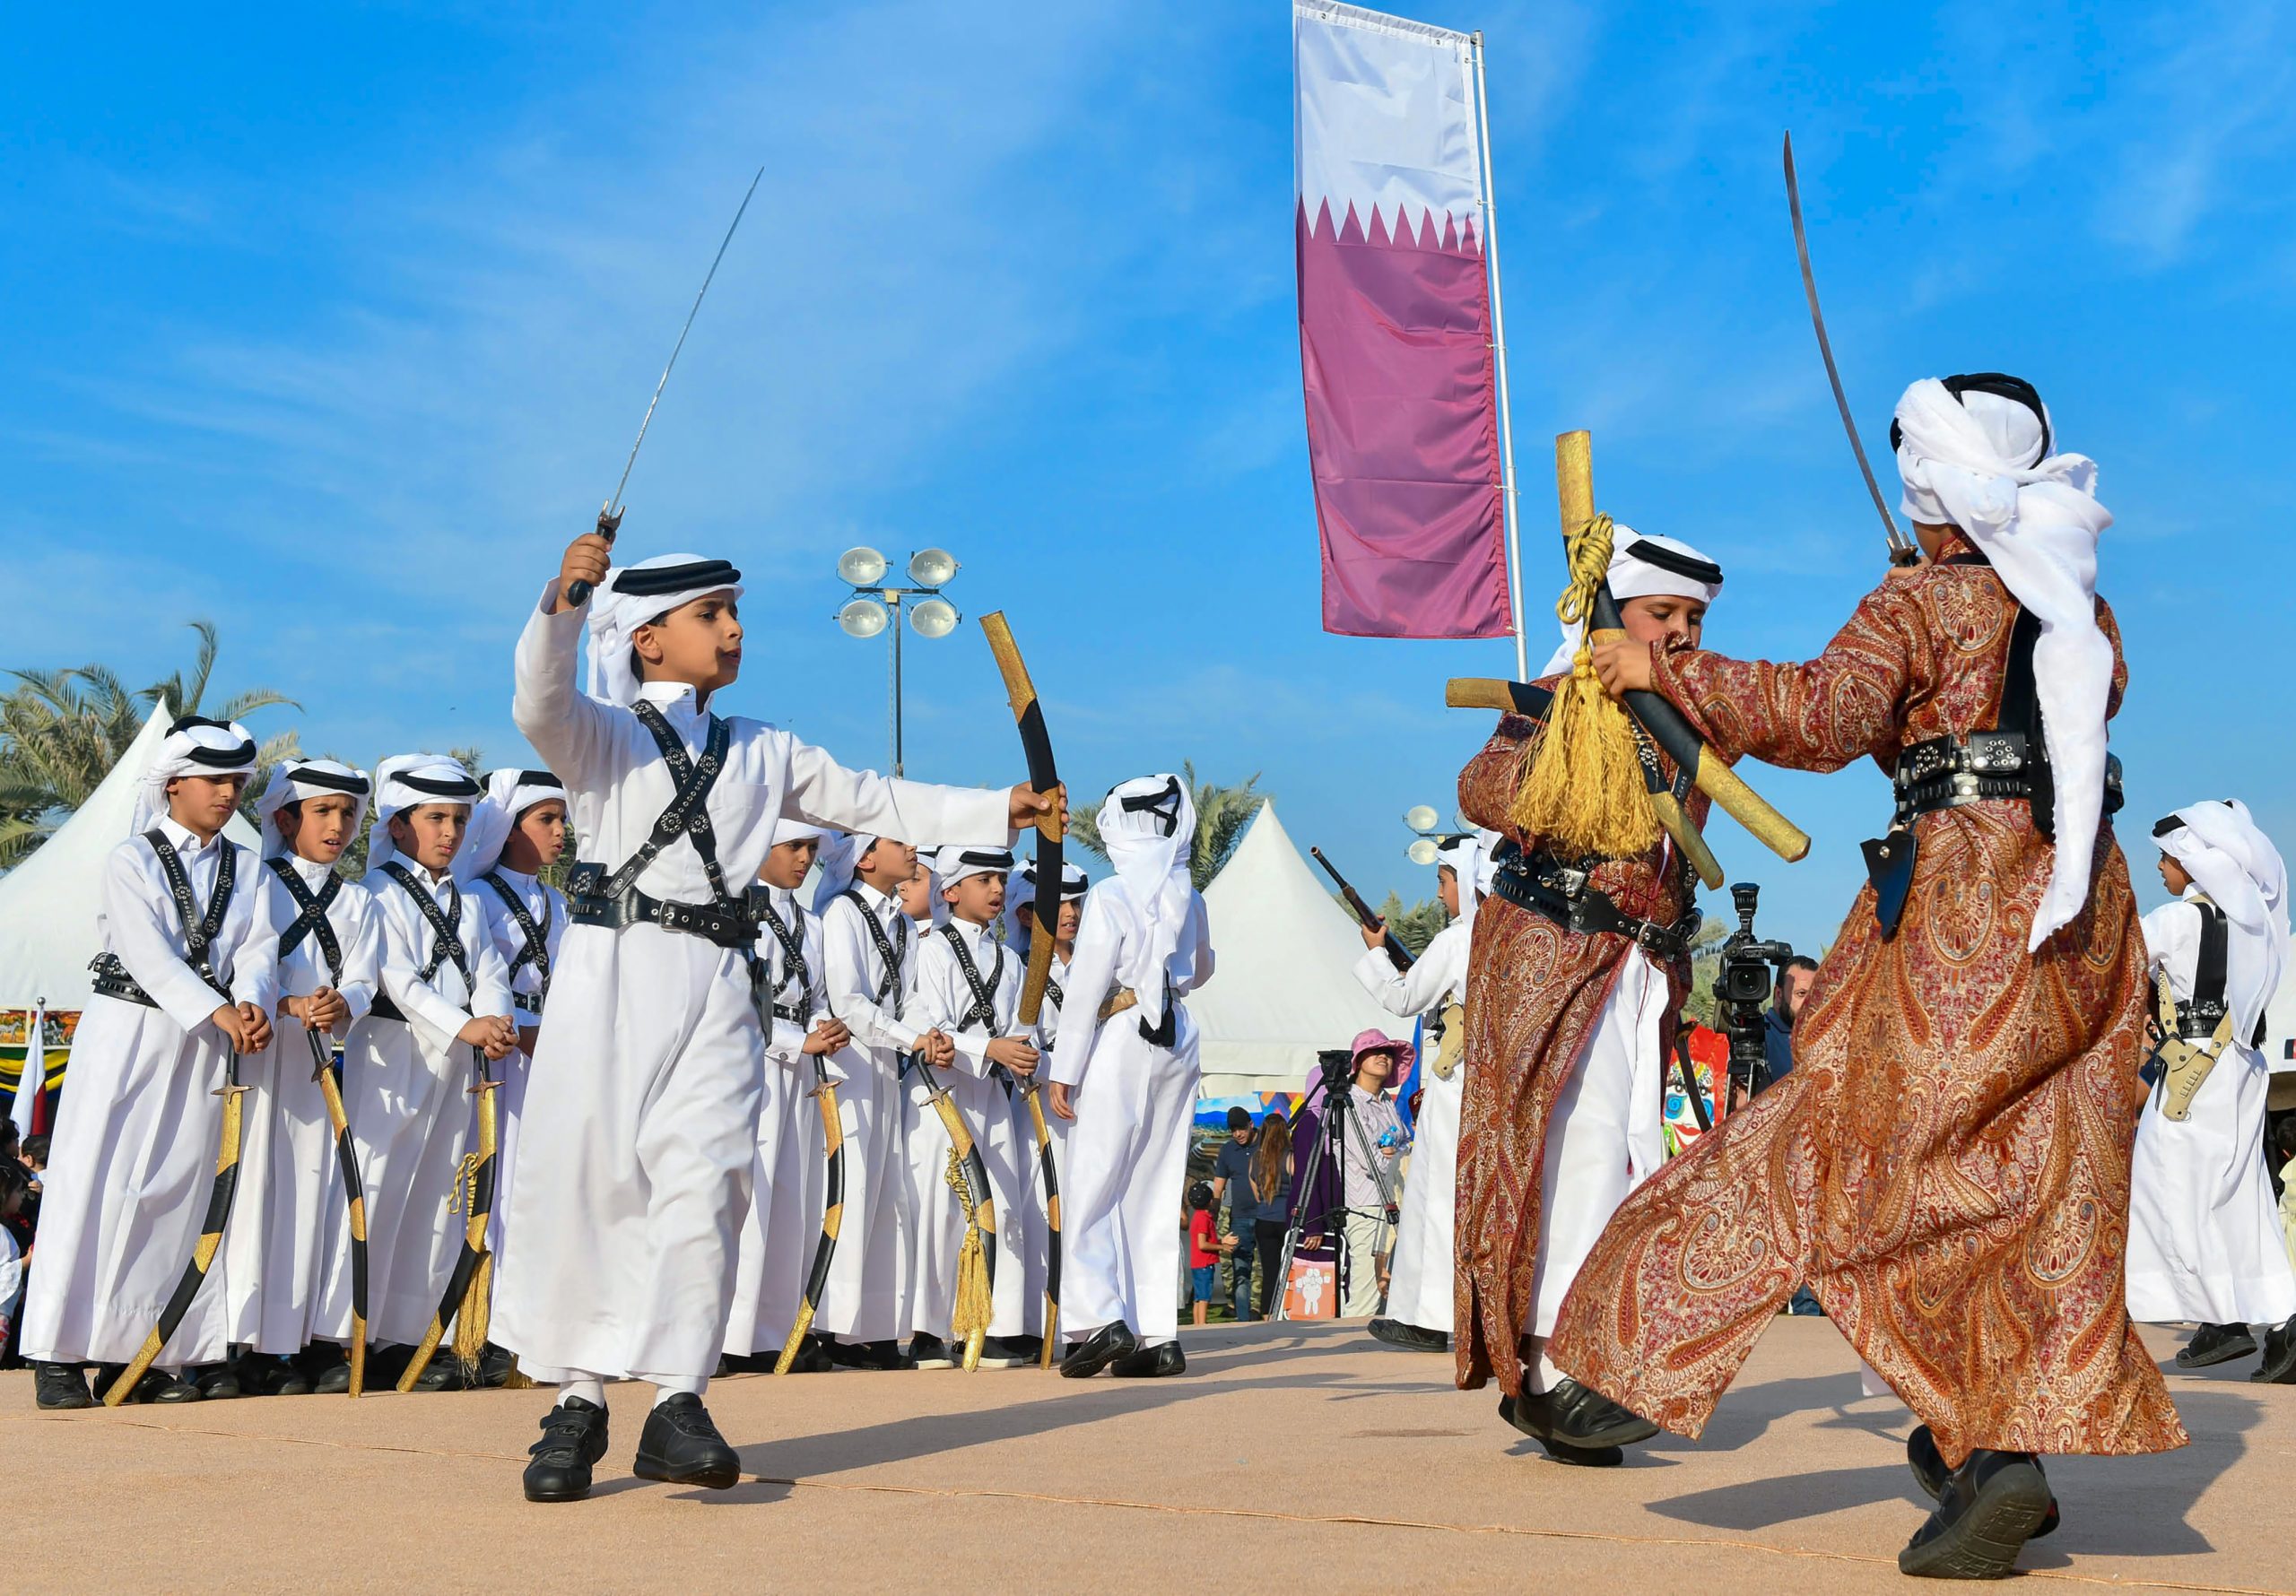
[1890,372,2051,463]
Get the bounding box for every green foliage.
[1067,760,1265,891]
[1682,915,1731,1027]
[0,623,300,869]
[1370,889,1451,956]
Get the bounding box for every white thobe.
[469,866,565,1261]
[1014,946,1073,1338]
[907,918,1038,1342]
[1051,881,1214,1346]
[320,864,511,1348]
[722,889,850,1359]
[23,821,280,1369]
[1352,918,1469,1334]
[822,882,924,1345]
[493,586,1012,1384]
[228,857,380,1354]
[2127,896,2296,1326]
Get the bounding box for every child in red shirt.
[1187,1181,1224,1326]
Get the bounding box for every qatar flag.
[1296,4,1511,641]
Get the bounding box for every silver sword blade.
[605,164,767,516]
[1784,132,1916,563]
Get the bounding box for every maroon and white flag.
[1296,4,1511,640]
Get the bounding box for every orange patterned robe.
[1548,539,2186,1465]
[1451,699,1701,1397]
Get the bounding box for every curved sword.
[308,1025,370,1397]
[398,1045,500,1391]
[774,1054,846,1375]
[917,1063,998,1372]
[979,611,1065,1366]
[105,1045,248,1405]
[1783,131,1917,566]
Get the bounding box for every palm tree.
[0,622,300,868]
[1066,761,1265,891]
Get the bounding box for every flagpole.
[1471,30,1529,683]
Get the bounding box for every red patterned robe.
[1451,698,1701,1397]
[1548,538,2186,1466]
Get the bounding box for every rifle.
[1310,847,1413,972]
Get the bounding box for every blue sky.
[8,0,2294,950]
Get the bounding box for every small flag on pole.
[1296,3,1513,642]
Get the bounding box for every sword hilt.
[564,502,623,607]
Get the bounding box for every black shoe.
[1368,1317,1451,1353]
[363,1343,414,1386]
[479,1343,518,1388]
[32,1363,93,1410]
[1059,1322,1139,1379]
[1007,1333,1045,1362]
[1496,1393,1624,1466]
[413,1356,478,1392]
[2175,1322,2258,1369]
[191,1364,241,1400]
[2252,1316,2296,1383]
[312,1356,354,1395]
[1110,1340,1186,1377]
[909,1333,955,1369]
[797,1334,837,1374]
[523,1396,611,1504]
[633,1394,741,1490]
[1497,1379,1657,1452]
[103,1366,202,1405]
[1899,1448,2053,1579]
[235,1352,313,1397]
[978,1336,1033,1369]
[1907,1425,2057,1540]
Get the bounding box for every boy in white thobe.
[1050,776,1215,1379]
[25,717,279,1410]
[722,820,851,1372]
[498,539,1044,1504]
[1008,856,1087,1352]
[1350,829,1494,1354]
[908,846,1040,1368]
[2127,800,2296,1383]
[230,759,381,1396]
[328,756,516,1389]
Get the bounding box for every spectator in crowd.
[1210,1106,1259,1321]
[1249,1112,1293,1318]
[1295,1032,1406,1318]
[1761,956,1820,1091]
[0,1161,28,1363]
[1186,1182,1223,1327]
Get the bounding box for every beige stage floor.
[9,1316,2292,1593]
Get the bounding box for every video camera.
[1716,883,1794,1096]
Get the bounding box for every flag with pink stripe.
[1295,4,1510,639]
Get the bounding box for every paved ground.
[11,1317,2292,1593]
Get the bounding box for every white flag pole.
[1471,30,1529,683]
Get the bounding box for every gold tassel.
[944,1144,994,1368]
[1509,509,1660,860]
[451,1251,491,1367]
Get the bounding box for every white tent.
[1192,801,1403,1100]
[2260,935,2296,1108]
[0,700,260,1012]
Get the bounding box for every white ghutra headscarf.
[1538,530,1725,680]
[367,754,483,873]
[1435,827,1500,944]
[2154,800,2289,1045]
[1096,774,1199,1028]
[1894,375,2114,950]
[255,759,372,861]
[132,716,258,836]
[582,553,745,708]
[454,768,568,883]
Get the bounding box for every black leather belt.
[1892,733,2124,821]
[370,993,408,1023]
[512,992,544,1017]
[569,879,758,950]
[1488,847,1697,960]
[88,952,160,1009]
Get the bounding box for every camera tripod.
[1272,1054,1402,1322]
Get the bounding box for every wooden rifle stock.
[1309,846,1413,972]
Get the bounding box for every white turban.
[772,819,828,847]
[368,754,483,873]
[133,716,258,836]
[582,553,744,708]
[810,831,880,913]
[933,844,1014,889]
[2155,800,2289,1044]
[1435,827,1500,944]
[1538,529,1725,679]
[1894,376,2114,949]
[454,768,568,883]
[255,759,372,861]
[1096,774,1199,1028]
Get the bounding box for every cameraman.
[1761,957,1819,1093]
[1294,1031,1406,1318]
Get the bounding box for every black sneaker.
[1368,1317,1451,1353]
[1899,1448,2053,1579]
[2176,1322,2258,1368]
[1907,1424,2057,1540]
[1110,1340,1187,1377]
[32,1363,94,1410]
[909,1333,955,1369]
[632,1393,741,1490]
[977,1336,1033,1369]
[524,1396,611,1503]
